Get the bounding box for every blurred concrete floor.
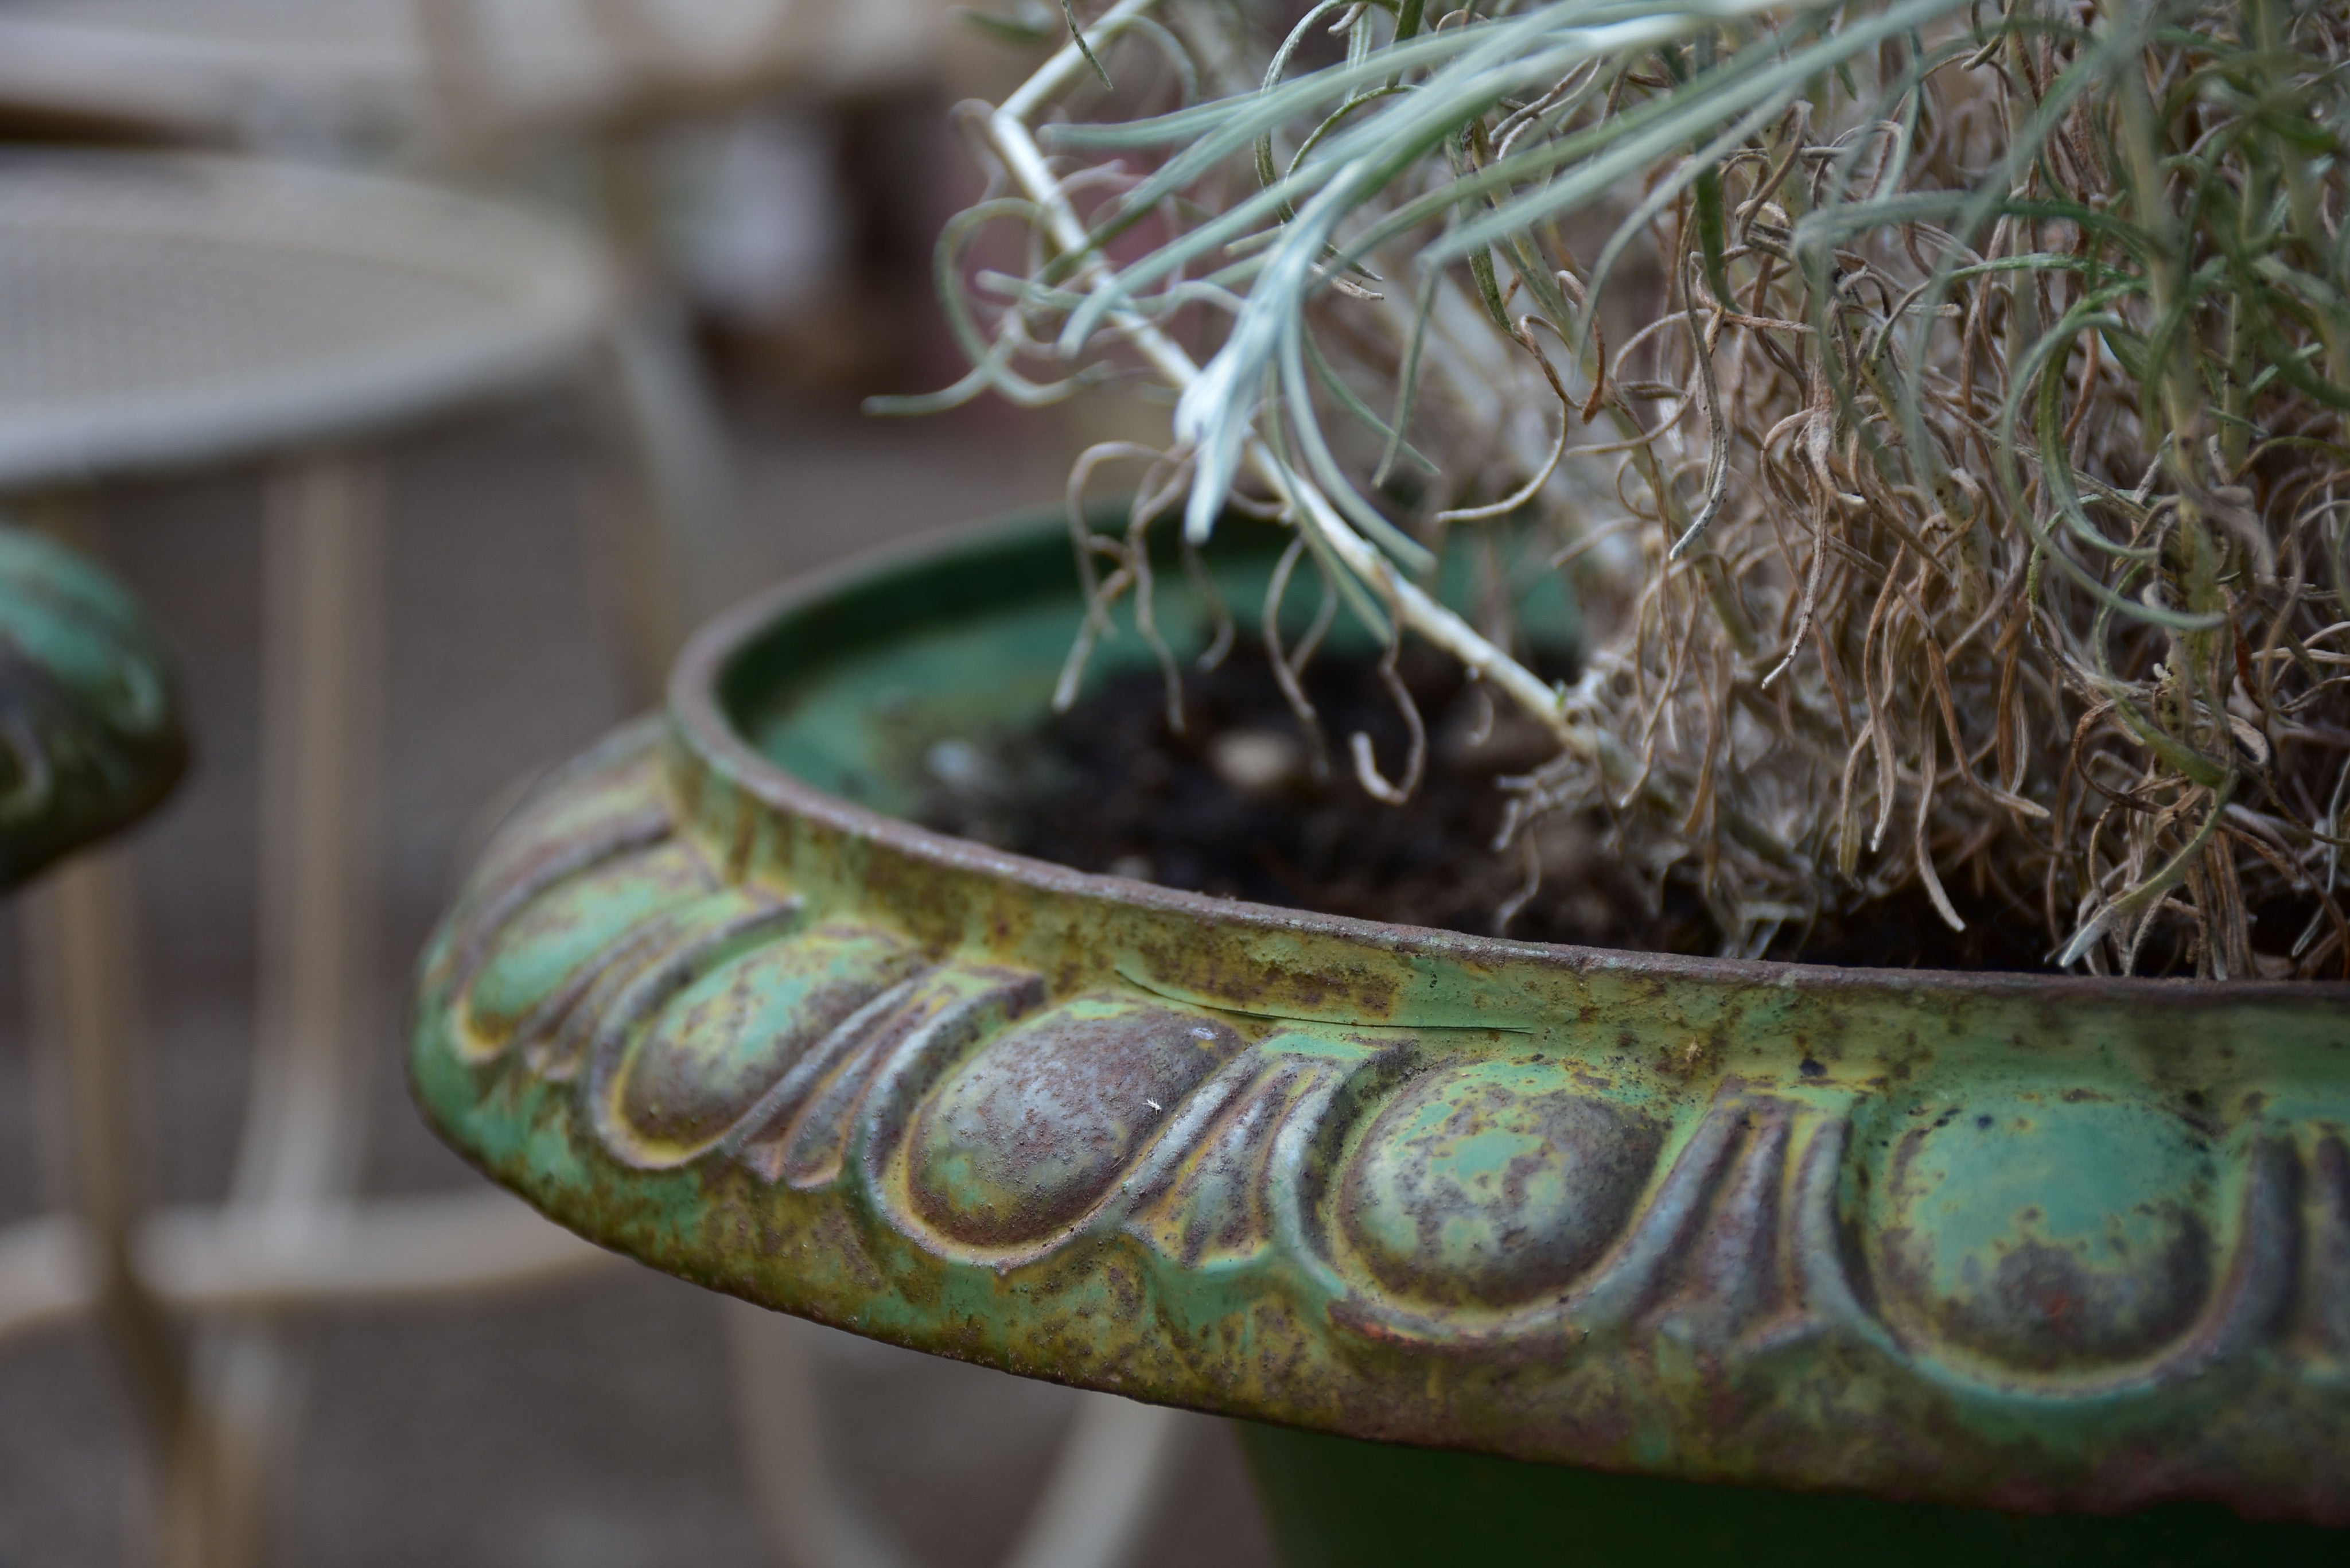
[0,388,1281,1568]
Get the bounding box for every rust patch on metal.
[906,999,1244,1248]
[1336,1062,1665,1310]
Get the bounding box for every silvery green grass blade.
[1056,20,1609,347]
[1162,2,1866,539]
[1425,2,1937,264]
[1195,7,1946,551]
[1055,1,1816,349]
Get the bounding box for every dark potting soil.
[916,640,2054,972]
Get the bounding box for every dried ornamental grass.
[885,0,2350,980]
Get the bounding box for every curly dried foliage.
[901,0,2350,979]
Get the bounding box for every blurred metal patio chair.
[0,0,876,671]
[0,149,667,1567]
[0,8,1195,1559]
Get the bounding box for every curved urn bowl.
[0,524,185,887]
[410,516,2350,1527]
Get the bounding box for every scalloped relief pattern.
[425,725,2350,1406]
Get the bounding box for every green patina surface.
[0,524,184,887]
[740,514,1573,813]
[410,513,2350,1542]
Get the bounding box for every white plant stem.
[985,2,1613,762]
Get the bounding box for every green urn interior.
[409,513,2350,1561]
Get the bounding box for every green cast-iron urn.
[409,513,2350,1563]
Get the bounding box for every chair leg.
[10,495,216,1566]
[186,453,388,1568]
[1000,1394,1190,1568]
[726,1299,911,1568]
[597,301,741,691]
[727,1296,1193,1568]
[20,851,190,1450]
[241,455,383,1232]
[21,776,240,1568]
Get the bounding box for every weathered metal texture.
[0,523,185,886]
[410,519,2350,1526]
